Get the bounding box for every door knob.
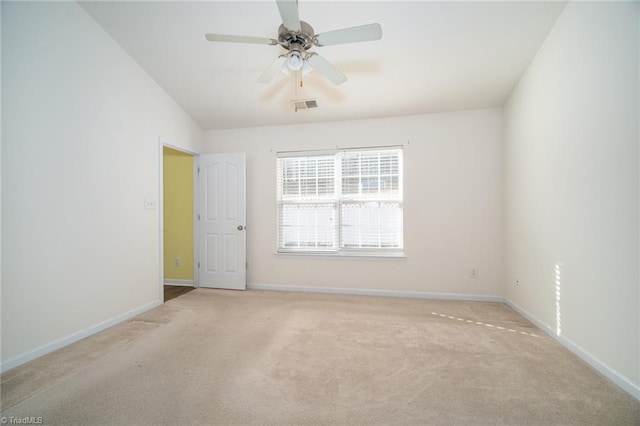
[237,225,244,231]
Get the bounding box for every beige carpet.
[1,289,639,425]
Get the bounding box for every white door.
[198,153,246,290]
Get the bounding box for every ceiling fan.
[205,0,382,86]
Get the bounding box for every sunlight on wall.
[555,263,563,337]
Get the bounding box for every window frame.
[276,146,404,258]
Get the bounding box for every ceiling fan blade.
[314,23,382,47]
[258,56,287,84]
[307,54,347,85]
[276,0,301,32]
[205,33,277,45]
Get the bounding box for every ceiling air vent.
[292,99,318,111]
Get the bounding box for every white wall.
[1,2,203,367]
[0,3,4,364]
[503,0,639,395]
[204,109,503,298]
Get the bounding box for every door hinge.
[198,262,200,268]
[198,214,200,220]
[246,261,249,270]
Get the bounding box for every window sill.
[275,251,406,259]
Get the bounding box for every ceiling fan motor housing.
[278,21,315,51]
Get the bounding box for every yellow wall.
[163,147,194,281]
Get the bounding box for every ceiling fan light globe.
[286,51,304,71]
[280,61,291,76]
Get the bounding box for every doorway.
[162,145,196,301]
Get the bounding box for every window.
[277,147,403,255]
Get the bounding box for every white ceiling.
[80,1,566,130]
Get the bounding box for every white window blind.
[277,147,403,254]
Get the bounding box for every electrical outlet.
[470,268,478,279]
[175,257,181,267]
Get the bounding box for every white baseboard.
[504,298,640,401]
[0,300,162,374]
[247,283,504,303]
[163,279,194,287]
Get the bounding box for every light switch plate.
[144,198,158,210]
